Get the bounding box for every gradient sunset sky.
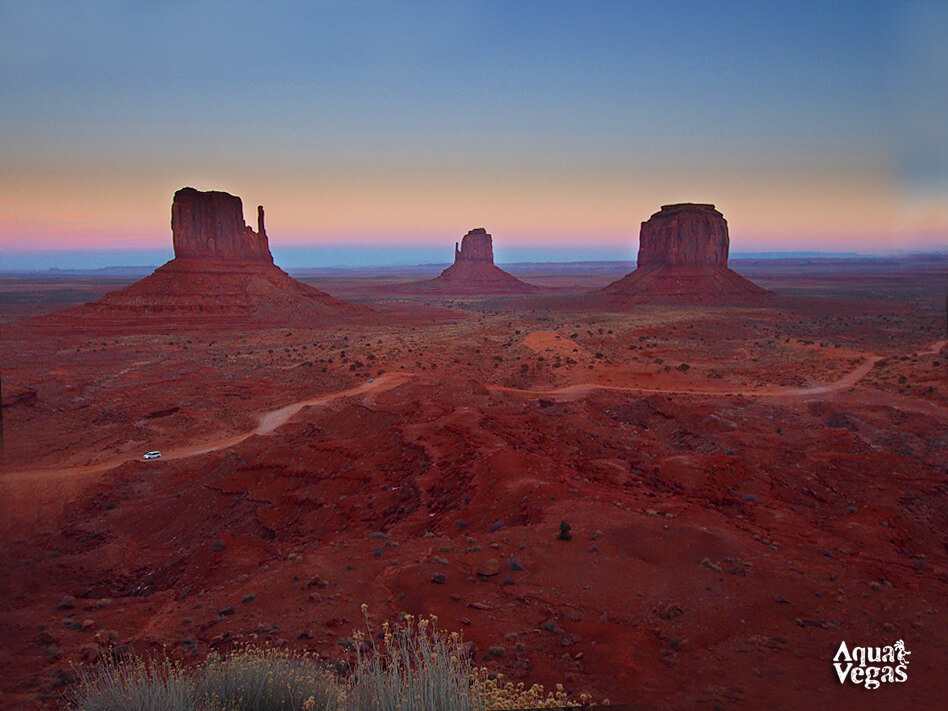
[1,1,946,269]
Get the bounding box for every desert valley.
[1,188,945,710]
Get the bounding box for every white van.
[143,451,162,460]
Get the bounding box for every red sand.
[1,261,946,710]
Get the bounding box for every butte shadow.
[602,203,772,304]
[385,228,540,296]
[25,188,375,332]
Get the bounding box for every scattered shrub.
[68,612,583,711]
[558,521,573,541]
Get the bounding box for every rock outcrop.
[171,188,273,262]
[60,188,360,329]
[413,228,537,295]
[604,203,770,302]
[454,227,494,263]
[637,204,729,268]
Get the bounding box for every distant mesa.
[56,187,359,328]
[453,227,494,263]
[416,228,538,295]
[603,203,771,302]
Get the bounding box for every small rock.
[48,668,76,689]
[94,629,118,645]
[242,594,257,603]
[743,494,758,502]
[80,619,95,631]
[218,607,235,617]
[56,596,76,610]
[79,643,100,663]
[369,531,389,539]
[477,559,500,576]
[701,557,722,572]
[488,520,504,533]
[211,539,226,552]
[561,633,582,646]
[508,557,524,571]
[431,573,446,584]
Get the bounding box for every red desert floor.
[0,259,946,710]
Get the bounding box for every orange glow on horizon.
[0,167,943,257]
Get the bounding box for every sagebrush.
[67,612,588,710]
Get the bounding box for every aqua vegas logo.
[833,639,910,689]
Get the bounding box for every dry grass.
[67,611,588,711]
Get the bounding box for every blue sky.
[0,1,945,269]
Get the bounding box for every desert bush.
[199,646,339,711]
[350,613,475,711]
[67,613,582,711]
[67,656,198,711]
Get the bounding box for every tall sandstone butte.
[171,187,273,262]
[604,203,770,302]
[453,227,495,263]
[58,187,355,328]
[637,203,729,268]
[426,228,537,294]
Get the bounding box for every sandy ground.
[0,258,946,710]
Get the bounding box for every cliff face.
[605,203,770,303]
[637,203,729,268]
[171,187,272,262]
[454,228,495,263]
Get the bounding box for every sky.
[1,0,946,269]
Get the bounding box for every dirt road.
[1,372,415,484]
[4,340,943,486]
[486,340,945,407]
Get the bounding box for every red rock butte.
[171,187,273,262]
[50,187,358,329]
[421,228,538,295]
[604,203,771,302]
